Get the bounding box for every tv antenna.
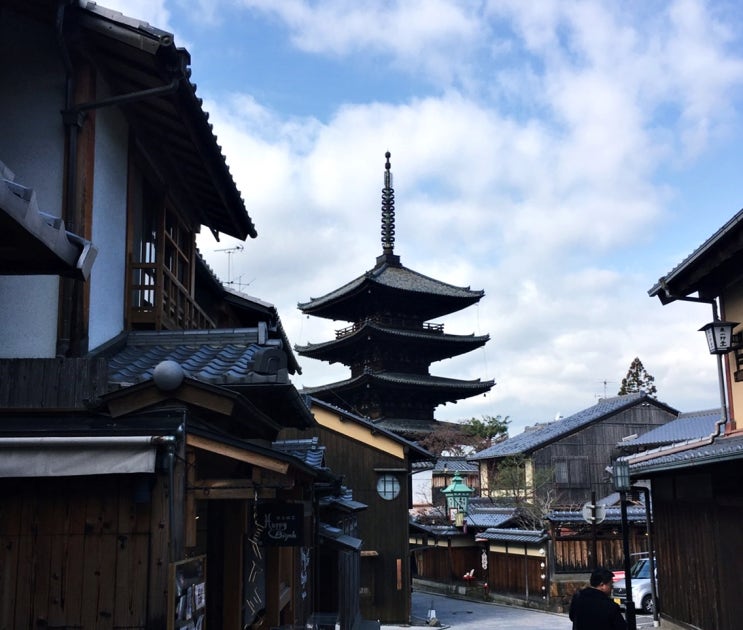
[214,244,244,284]
[597,379,615,399]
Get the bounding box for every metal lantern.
[613,459,631,492]
[699,320,739,354]
[441,472,474,523]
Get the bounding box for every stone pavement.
[381,589,661,630]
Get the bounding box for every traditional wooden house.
[632,209,743,630]
[295,153,494,441]
[469,393,678,506]
[279,398,433,624]
[0,2,347,628]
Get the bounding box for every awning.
[0,435,171,477]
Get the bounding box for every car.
[612,557,658,615]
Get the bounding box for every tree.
[418,415,510,456]
[617,357,657,397]
[486,455,557,529]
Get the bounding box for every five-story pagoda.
[296,153,494,439]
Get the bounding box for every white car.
[612,557,658,615]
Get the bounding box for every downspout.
[655,284,732,443]
[56,1,78,356]
[166,423,184,564]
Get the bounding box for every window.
[126,160,213,330]
[376,474,400,501]
[553,457,589,488]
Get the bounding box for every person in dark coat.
[569,567,627,630]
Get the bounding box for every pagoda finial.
[381,151,395,256]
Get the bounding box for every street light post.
[441,472,474,526]
[614,459,637,630]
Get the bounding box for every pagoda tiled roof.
[295,320,489,360]
[297,261,484,321]
[302,371,494,399]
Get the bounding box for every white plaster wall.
[0,11,66,358]
[88,103,129,351]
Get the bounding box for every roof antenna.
[378,151,400,266]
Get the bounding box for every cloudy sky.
[106,0,743,435]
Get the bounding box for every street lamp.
[614,459,637,630]
[699,319,739,354]
[700,318,739,437]
[441,472,473,526]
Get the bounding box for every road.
[382,590,659,629]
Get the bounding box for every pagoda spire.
[378,151,400,266]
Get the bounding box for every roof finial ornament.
[381,151,395,257]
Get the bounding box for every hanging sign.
[257,501,304,546]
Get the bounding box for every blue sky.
[105,0,743,434]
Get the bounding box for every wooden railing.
[129,261,215,330]
[335,317,444,339]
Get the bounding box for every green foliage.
[617,357,657,397]
[461,415,510,442]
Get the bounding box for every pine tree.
[618,357,657,397]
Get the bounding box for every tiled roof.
[0,163,97,279]
[295,320,489,355]
[103,329,290,386]
[469,393,675,460]
[476,528,548,544]
[299,262,483,312]
[272,437,326,469]
[76,1,256,239]
[433,457,479,474]
[630,433,743,474]
[648,208,743,301]
[465,507,519,529]
[548,506,647,525]
[620,409,720,449]
[303,371,493,395]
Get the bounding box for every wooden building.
[0,3,355,628]
[295,153,494,441]
[469,393,678,506]
[631,209,743,630]
[280,398,433,624]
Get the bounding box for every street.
[382,591,660,629]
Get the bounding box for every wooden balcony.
[129,262,215,330]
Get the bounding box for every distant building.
[469,393,678,506]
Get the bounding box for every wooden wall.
[650,461,743,630]
[531,404,676,504]
[281,424,411,624]
[412,544,482,583]
[487,550,546,599]
[552,529,646,573]
[0,358,108,408]
[0,474,169,630]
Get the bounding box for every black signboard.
[256,501,303,546]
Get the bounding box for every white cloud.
[177,0,742,432]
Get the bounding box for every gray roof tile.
[621,409,720,448]
[299,263,483,311]
[476,528,548,544]
[104,329,289,386]
[630,433,743,474]
[469,393,674,460]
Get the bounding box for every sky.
[103,0,743,436]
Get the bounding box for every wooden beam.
[185,448,197,547]
[186,434,289,474]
